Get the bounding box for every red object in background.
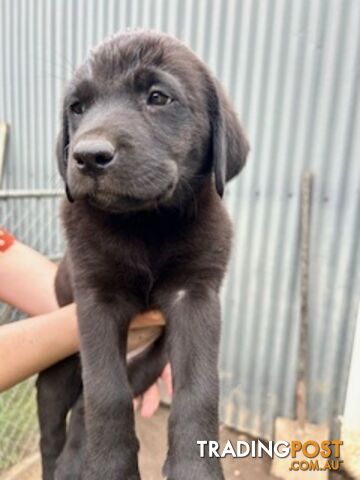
[0,228,15,252]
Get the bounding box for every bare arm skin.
[0,304,78,391]
[0,239,59,315]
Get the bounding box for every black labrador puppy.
[36,30,248,480]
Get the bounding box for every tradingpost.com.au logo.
[197,440,344,472]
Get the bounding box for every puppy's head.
[57,30,249,213]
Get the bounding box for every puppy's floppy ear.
[208,79,249,197]
[56,108,74,202]
[56,108,69,178]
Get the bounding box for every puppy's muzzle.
[73,138,115,175]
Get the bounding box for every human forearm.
[0,304,78,391]
[0,239,58,315]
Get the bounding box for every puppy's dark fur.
[36,31,248,480]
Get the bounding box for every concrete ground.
[2,406,349,480]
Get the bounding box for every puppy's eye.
[147,91,172,106]
[70,101,86,115]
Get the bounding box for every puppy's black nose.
[73,139,115,172]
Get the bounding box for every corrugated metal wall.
[1,0,359,440]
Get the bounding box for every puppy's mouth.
[68,179,177,213]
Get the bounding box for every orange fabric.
[0,228,15,252]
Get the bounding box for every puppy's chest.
[90,223,209,302]
[65,197,231,299]
[103,229,193,288]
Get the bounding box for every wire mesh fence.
[0,195,64,260]
[0,195,64,479]
[0,306,39,479]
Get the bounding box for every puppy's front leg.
[158,286,225,480]
[76,290,140,480]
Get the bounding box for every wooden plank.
[0,122,9,185]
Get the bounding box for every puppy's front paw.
[55,459,82,480]
[55,445,82,480]
[82,464,141,480]
[163,459,225,480]
[55,468,81,480]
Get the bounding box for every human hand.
[134,363,172,417]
